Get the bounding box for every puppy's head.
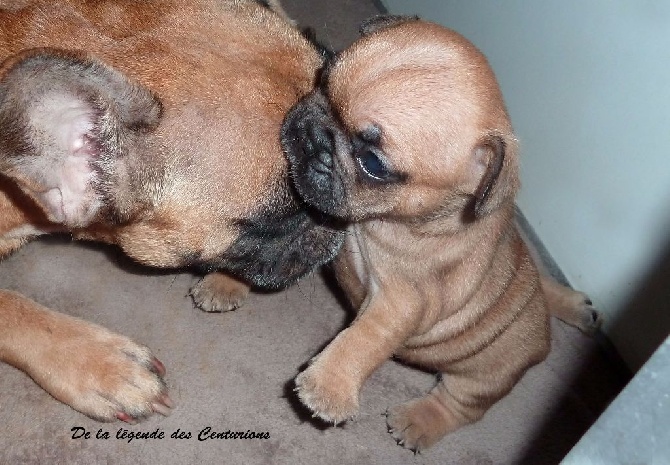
[282,17,519,225]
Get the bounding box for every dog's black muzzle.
[200,199,344,289]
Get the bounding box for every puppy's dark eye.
[356,149,391,181]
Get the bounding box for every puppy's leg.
[0,290,172,421]
[388,302,549,452]
[541,275,602,334]
[189,272,250,312]
[295,285,421,424]
[387,377,487,451]
[517,220,602,334]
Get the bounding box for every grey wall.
[381,0,670,370]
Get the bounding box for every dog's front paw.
[189,272,250,312]
[294,362,359,424]
[28,316,172,422]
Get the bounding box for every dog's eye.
[356,149,391,181]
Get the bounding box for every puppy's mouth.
[280,90,348,218]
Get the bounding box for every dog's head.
[0,1,344,289]
[281,17,519,226]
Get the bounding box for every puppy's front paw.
[28,317,172,422]
[294,362,359,424]
[189,272,250,312]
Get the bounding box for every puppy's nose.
[314,148,333,171]
[307,122,334,174]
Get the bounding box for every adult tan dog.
[0,0,342,422]
[281,16,600,451]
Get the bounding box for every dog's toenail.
[116,412,137,424]
[161,394,175,408]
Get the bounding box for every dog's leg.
[189,272,250,312]
[540,275,602,334]
[0,289,173,421]
[295,285,421,424]
[0,179,52,257]
[0,237,27,258]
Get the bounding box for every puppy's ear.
[0,48,162,227]
[359,14,419,36]
[471,134,519,218]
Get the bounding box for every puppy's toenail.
[151,358,166,376]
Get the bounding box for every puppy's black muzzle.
[307,122,334,175]
[281,90,346,216]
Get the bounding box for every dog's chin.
[238,217,345,290]
[198,197,345,290]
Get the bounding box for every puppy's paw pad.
[190,273,250,313]
[294,366,359,424]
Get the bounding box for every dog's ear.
[359,14,420,36]
[0,48,162,227]
[471,134,519,218]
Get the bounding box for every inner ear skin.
[473,135,506,217]
[0,49,163,227]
